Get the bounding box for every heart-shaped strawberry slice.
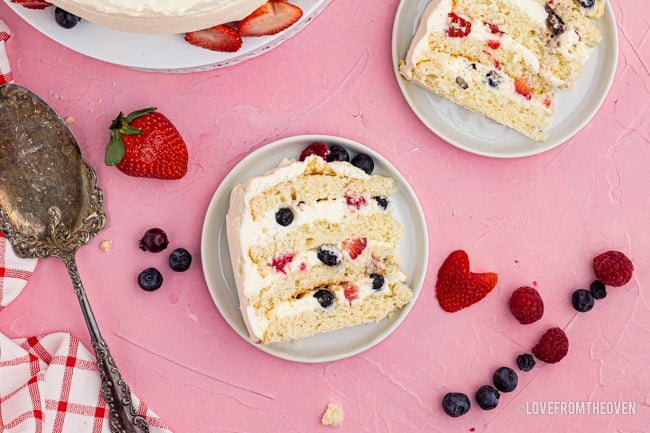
[436,250,498,312]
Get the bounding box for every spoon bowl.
[0,83,149,433]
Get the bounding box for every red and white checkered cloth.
[1,232,38,309]
[0,19,13,84]
[0,20,172,433]
[0,333,171,432]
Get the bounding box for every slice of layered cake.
[226,148,413,344]
[399,0,604,141]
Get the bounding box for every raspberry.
[532,327,569,364]
[508,286,544,324]
[299,142,329,161]
[592,251,634,287]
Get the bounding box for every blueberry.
[493,367,518,392]
[138,268,163,291]
[139,228,169,253]
[317,247,340,266]
[373,196,388,210]
[370,273,384,291]
[545,6,565,36]
[275,207,294,226]
[327,145,350,162]
[351,153,374,175]
[169,248,192,272]
[475,385,500,410]
[486,70,502,88]
[572,289,594,312]
[442,392,471,417]
[576,0,595,7]
[516,353,536,372]
[314,288,335,308]
[54,7,81,29]
[590,280,607,300]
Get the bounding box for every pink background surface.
[1,0,649,432]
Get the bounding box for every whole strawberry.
[532,327,569,364]
[105,107,188,180]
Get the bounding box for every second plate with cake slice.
[201,135,428,363]
[5,0,331,72]
[392,0,618,158]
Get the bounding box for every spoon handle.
[64,256,150,433]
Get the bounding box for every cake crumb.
[64,116,75,125]
[100,239,112,252]
[321,403,344,427]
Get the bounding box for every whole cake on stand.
[47,0,268,33]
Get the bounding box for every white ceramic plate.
[392,0,619,158]
[5,0,330,72]
[200,135,428,363]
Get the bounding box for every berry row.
[442,250,634,417]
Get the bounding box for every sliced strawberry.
[514,78,532,100]
[344,285,359,304]
[435,250,498,313]
[487,39,501,50]
[238,1,303,37]
[185,24,242,52]
[345,192,367,210]
[11,0,51,9]
[446,12,472,38]
[343,238,367,260]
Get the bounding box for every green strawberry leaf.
[105,134,125,166]
[124,107,157,123]
[105,107,158,166]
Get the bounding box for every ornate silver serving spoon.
[0,83,148,433]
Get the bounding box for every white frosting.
[401,0,446,80]
[226,155,397,342]
[63,0,266,17]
